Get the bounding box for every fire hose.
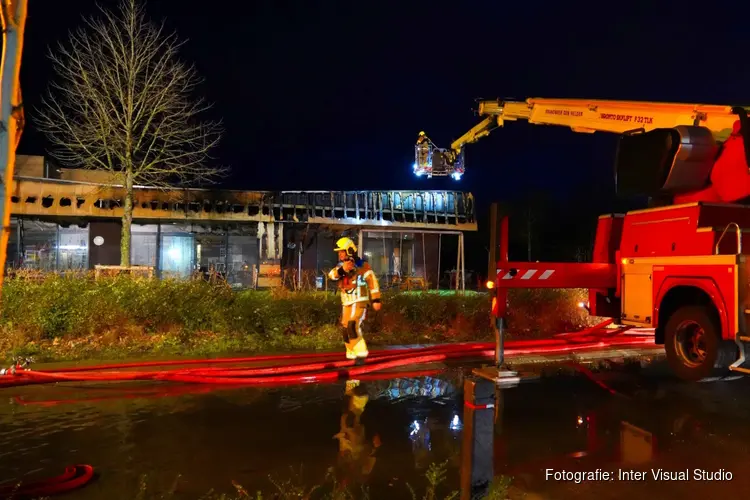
[0,465,93,499]
[0,321,652,497]
[0,320,654,390]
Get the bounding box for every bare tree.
[36,0,225,266]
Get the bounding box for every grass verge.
[0,273,597,363]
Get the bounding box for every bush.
[0,273,596,361]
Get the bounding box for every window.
[57,225,88,270]
[131,224,159,267]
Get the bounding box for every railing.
[11,178,477,229]
[715,222,742,255]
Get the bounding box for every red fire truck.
[422,98,750,381]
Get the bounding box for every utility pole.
[0,0,28,296]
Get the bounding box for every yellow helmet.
[334,237,357,256]
[418,131,426,136]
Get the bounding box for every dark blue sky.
[16,0,750,263]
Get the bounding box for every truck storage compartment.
[615,125,718,198]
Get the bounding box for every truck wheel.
[664,305,736,381]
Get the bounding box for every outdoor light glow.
[451,172,463,180]
[449,414,462,431]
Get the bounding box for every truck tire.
[663,305,737,381]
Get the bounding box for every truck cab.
[593,203,750,380]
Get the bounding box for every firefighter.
[415,131,431,171]
[327,237,381,364]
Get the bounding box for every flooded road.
[1,361,750,499]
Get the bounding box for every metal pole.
[297,247,302,290]
[495,317,505,367]
[382,232,386,279]
[421,232,427,287]
[455,234,460,291]
[459,377,495,500]
[436,233,441,290]
[399,231,403,278]
[461,232,466,292]
[487,202,498,283]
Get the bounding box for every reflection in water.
[333,379,381,489]
[3,369,750,498]
[379,376,456,401]
[458,373,750,499]
[459,378,663,495]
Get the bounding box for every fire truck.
[421,98,750,381]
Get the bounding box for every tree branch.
[34,0,227,188]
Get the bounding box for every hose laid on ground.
[0,464,94,498]
[0,320,655,390]
[25,320,638,375]
[11,368,447,407]
[0,323,652,499]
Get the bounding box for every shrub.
[0,273,596,360]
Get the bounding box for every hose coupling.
[1,356,34,375]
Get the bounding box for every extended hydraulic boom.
[430,96,750,382]
[417,98,750,204]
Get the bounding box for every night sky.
[16,0,750,272]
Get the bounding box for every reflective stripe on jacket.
[328,262,381,306]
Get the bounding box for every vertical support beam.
[55,223,60,271]
[358,229,364,260]
[436,233,441,290]
[224,232,230,281]
[455,233,460,291]
[155,223,162,279]
[487,202,499,283]
[460,377,495,500]
[297,247,302,290]
[421,232,427,284]
[460,231,466,292]
[14,215,19,267]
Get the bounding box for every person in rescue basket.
[327,237,381,365]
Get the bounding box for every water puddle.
[0,362,748,498]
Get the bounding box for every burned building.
[7,155,477,290]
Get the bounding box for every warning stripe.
[497,269,556,280]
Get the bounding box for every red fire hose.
[0,321,654,499]
[0,320,655,390]
[0,464,94,498]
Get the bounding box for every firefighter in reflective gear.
[333,379,381,487]
[415,131,432,172]
[327,237,381,364]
